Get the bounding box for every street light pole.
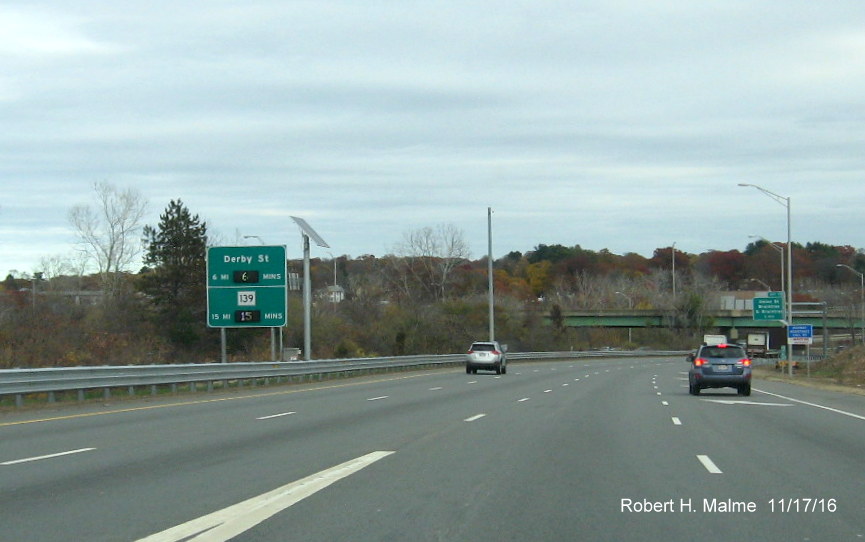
[739,184,794,376]
[615,291,633,344]
[836,264,865,345]
[488,207,495,342]
[749,235,785,293]
[243,234,279,361]
[671,242,676,300]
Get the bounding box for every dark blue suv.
[688,343,752,396]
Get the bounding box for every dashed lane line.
[2,447,96,466]
[697,455,723,474]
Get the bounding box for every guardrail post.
[15,394,23,408]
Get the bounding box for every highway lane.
[0,356,863,541]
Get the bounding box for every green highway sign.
[207,246,287,328]
[753,295,784,321]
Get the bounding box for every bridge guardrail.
[0,350,685,408]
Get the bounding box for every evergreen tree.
[138,200,208,351]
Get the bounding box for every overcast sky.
[2,1,864,276]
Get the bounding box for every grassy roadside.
[753,345,865,396]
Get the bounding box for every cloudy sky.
[2,1,864,276]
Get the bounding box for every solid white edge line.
[367,396,389,401]
[464,414,486,422]
[697,455,723,474]
[756,389,865,421]
[2,447,96,466]
[671,417,682,425]
[136,451,395,542]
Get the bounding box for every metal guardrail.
[0,350,684,407]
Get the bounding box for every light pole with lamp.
[748,235,784,294]
[748,278,772,291]
[836,264,865,345]
[615,291,633,344]
[738,183,794,375]
[671,242,677,300]
[243,234,282,361]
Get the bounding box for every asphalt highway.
[1,356,863,541]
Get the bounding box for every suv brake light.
[739,358,752,367]
[491,350,501,355]
[694,358,707,366]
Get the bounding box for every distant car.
[688,343,752,396]
[466,341,507,375]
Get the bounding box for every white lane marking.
[562,383,569,387]
[656,392,662,396]
[467,381,478,384]
[756,390,865,421]
[661,401,669,406]
[257,412,296,420]
[136,451,394,542]
[464,414,486,422]
[697,455,723,474]
[518,398,530,402]
[574,378,580,382]
[367,396,389,401]
[428,387,443,391]
[671,417,682,425]
[702,399,792,407]
[2,447,96,466]
[544,390,552,393]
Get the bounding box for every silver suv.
[466,341,507,375]
[688,343,752,396]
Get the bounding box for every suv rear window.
[701,346,746,358]
[470,343,495,351]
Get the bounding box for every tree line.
[2,184,864,368]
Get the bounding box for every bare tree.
[68,181,148,295]
[390,224,471,301]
